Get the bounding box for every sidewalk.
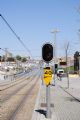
[32,77,80,120]
[32,82,57,120]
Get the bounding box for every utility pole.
[51,29,60,85]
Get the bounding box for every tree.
[16,55,22,61]
[21,57,27,62]
[74,51,79,73]
[0,56,1,61]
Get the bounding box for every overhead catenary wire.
[0,14,32,58]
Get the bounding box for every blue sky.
[0,0,80,59]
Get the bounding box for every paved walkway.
[32,77,80,120]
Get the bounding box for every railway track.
[0,70,39,91]
[9,75,40,120]
[0,72,29,86]
[0,76,31,91]
[0,74,40,120]
[0,71,39,103]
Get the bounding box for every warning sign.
[44,67,52,86]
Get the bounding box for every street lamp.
[51,29,60,85]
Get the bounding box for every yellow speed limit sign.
[44,67,52,86]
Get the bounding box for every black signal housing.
[42,43,53,62]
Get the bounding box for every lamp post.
[51,29,60,85]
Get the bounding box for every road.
[0,68,40,120]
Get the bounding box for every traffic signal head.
[55,64,58,74]
[42,43,53,62]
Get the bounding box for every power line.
[0,14,32,58]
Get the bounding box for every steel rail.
[8,76,40,120]
[1,75,38,103]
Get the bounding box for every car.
[57,69,64,77]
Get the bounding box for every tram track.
[0,75,40,120]
[0,72,29,87]
[0,71,38,91]
[9,75,40,120]
[1,74,38,103]
[0,76,30,91]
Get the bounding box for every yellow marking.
[43,67,52,85]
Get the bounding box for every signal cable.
[0,14,32,58]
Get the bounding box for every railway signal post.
[42,43,53,118]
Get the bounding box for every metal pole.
[79,55,80,76]
[46,62,51,118]
[53,32,56,85]
[66,44,69,88]
[41,61,44,85]
[51,29,60,85]
[46,84,51,118]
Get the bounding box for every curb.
[69,74,79,78]
[31,80,57,120]
[31,80,41,120]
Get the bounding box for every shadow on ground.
[65,97,80,103]
[35,109,46,117]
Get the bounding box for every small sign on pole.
[60,61,67,65]
[44,67,52,86]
